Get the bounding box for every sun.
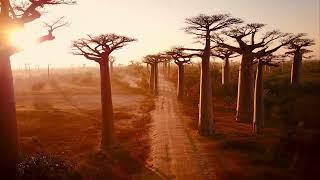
[9,27,37,50]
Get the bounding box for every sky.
[10,0,320,69]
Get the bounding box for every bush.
[17,153,81,180]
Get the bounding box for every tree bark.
[236,54,255,122]
[167,62,170,77]
[0,0,10,16]
[110,61,114,73]
[222,58,230,86]
[290,51,302,87]
[177,63,185,99]
[149,64,155,92]
[99,60,114,148]
[198,32,214,136]
[253,60,264,134]
[154,63,159,95]
[0,53,18,178]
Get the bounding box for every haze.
[11,0,320,68]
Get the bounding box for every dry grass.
[16,69,155,179]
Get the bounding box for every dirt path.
[147,75,216,180]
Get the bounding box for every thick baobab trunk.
[99,60,114,148]
[149,64,155,92]
[0,54,18,177]
[222,58,230,86]
[154,63,159,95]
[236,54,255,122]
[253,61,264,134]
[167,62,170,77]
[177,64,185,99]
[163,62,167,76]
[110,61,114,73]
[198,33,214,136]
[290,52,302,87]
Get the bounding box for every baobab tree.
[211,47,239,86]
[109,56,116,74]
[71,34,136,148]
[143,57,156,92]
[166,47,191,99]
[253,54,280,134]
[217,23,302,122]
[0,0,74,176]
[285,36,315,87]
[182,14,242,135]
[143,54,165,95]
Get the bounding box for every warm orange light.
[9,27,37,50]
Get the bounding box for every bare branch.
[71,33,136,63]
[14,0,76,23]
[184,14,243,39]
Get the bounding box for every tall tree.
[252,54,279,134]
[143,54,165,95]
[0,0,74,176]
[143,57,155,92]
[285,36,315,87]
[109,56,116,74]
[166,47,191,99]
[72,34,136,149]
[182,14,242,135]
[211,47,239,86]
[217,23,302,122]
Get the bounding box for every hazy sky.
[11,0,320,68]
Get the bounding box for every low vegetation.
[172,61,320,179]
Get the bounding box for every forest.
[0,0,319,180]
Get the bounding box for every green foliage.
[264,61,320,128]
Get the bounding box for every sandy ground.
[13,71,161,179]
[146,75,216,180]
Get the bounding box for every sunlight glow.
[9,28,37,50]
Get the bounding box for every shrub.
[17,153,81,180]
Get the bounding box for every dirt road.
[147,75,216,180]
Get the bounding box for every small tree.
[253,54,280,134]
[182,14,242,135]
[217,23,302,122]
[285,36,315,87]
[71,34,136,148]
[211,47,239,86]
[0,0,73,175]
[166,47,191,99]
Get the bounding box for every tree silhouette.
[143,57,156,92]
[166,47,191,99]
[143,54,166,95]
[0,0,73,175]
[285,36,315,87]
[211,47,239,87]
[217,23,303,122]
[182,14,242,136]
[71,34,136,148]
[109,56,116,74]
[252,54,280,134]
